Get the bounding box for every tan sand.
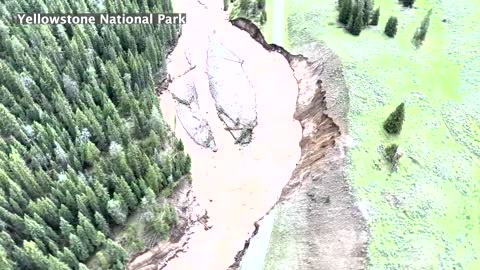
[158,0,302,269]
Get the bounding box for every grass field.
[261,0,480,269]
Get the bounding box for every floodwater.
[157,0,302,269]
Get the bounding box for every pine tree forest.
[0,0,191,269]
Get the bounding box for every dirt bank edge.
[229,18,368,270]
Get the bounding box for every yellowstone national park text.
[15,13,186,25]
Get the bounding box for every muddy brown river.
[155,0,302,269]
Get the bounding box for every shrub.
[384,16,398,37]
[370,8,380,25]
[383,102,405,134]
[384,143,399,163]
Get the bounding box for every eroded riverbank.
[231,19,368,270]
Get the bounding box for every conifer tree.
[223,0,229,11]
[59,204,75,224]
[47,254,70,270]
[77,213,98,250]
[47,239,60,256]
[57,247,78,270]
[383,102,405,134]
[347,1,364,36]
[0,0,186,267]
[412,9,432,48]
[0,245,15,270]
[362,0,373,25]
[78,263,89,270]
[107,198,127,225]
[370,8,380,25]
[94,211,110,236]
[94,231,106,248]
[384,143,399,162]
[115,176,138,211]
[69,233,89,261]
[104,239,127,267]
[60,217,74,241]
[240,0,249,11]
[384,16,398,37]
[338,0,352,25]
[22,240,50,269]
[400,0,415,8]
[76,225,94,254]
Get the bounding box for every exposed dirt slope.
[231,18,369,270]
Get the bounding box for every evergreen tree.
[57,247,78,270]
[384,143,399,162]
[107,198,127,225]
[69,233,89,261]
[260,10,267,25]
[0,0,184,267]
[94,211,110,236]
[370,8,380,25]
[257,0,266,9]
[47,255,70,270]
[76,195,92,220]
[240,0,249,11]
[93,231,106,248]
[114,176,138,211]
[338,0,352,25]
[362,0,373,25]
[184,155,192,174]
[412,9,432,48]
[96,251,110,269]
[383,102,405,134]
[22,240,50,269]
[78,263,89,270]
[145,163,161,193]
[59,204,75,224]
[60,217,74,241]
[77,213,97,251]
[76,225,94,254]
[47,239,60,256]
[0,245,15,270]
[400,0,415,8]
[104,239,127,267]
[93,181,110,216]
[347,1,364,36]
[175,139,185,151]
[384,16,398,37]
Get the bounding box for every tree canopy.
[0,0,191,269]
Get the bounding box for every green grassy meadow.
[261,0,480,269]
